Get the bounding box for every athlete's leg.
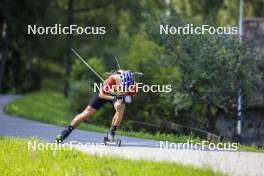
[108,100,125,139]
[112,100,125,125]
[55,95,108,143]
[70,105,96,128]
[55,105,96,142]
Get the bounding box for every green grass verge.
[5,91,74,126]
[4,91,264,152]
[4,91,109,132]
[237,144,264,153]
[0,137,224,176]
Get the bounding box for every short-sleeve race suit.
[101,74,137,96]
[89,74,137,110]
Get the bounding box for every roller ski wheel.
[103,136,108,145]
[116,138,121,147]
[103,134,122,147]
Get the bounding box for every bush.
[70,56,107,112]
[68,80,95,112]
[72,56,107,82]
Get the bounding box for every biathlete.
[55,70,137,143]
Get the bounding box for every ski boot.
[55,125,74,143]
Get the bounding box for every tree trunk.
[0,23,9,93]
[206,105,217,132]
[0,1,9,94]
[64,0,74,97]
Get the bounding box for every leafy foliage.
[1,0,263,133]
[146,12,262,131]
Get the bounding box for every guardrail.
[129,120,222,141]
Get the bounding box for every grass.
[4,91,71,125]
[4,91,105,132]
[0,137,224,176]
[4,91,264,152]
[238,144,264,153]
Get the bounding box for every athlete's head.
[119,70,135,88]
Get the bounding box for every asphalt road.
[1,95,264,176]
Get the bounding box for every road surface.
[1,95,264,176]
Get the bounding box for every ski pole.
[114,56,121,70]
[132,72,143,76]
[71,49,105,82]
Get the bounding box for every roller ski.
[104,133,121,147]
[103,125,121,147]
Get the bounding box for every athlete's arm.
[99,89,115,100]
[98,76,116,100]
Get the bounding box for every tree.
[0,0,60,93]
[64,0,75,97]
[146,12,261,132]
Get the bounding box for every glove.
[113,95,124,101]
[124,95,133,103]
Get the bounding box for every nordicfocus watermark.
[93,83,172,93]
[27,24,106,35]
[160,140,238,151]
[28,141,106,151]
[160,24,238,35]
